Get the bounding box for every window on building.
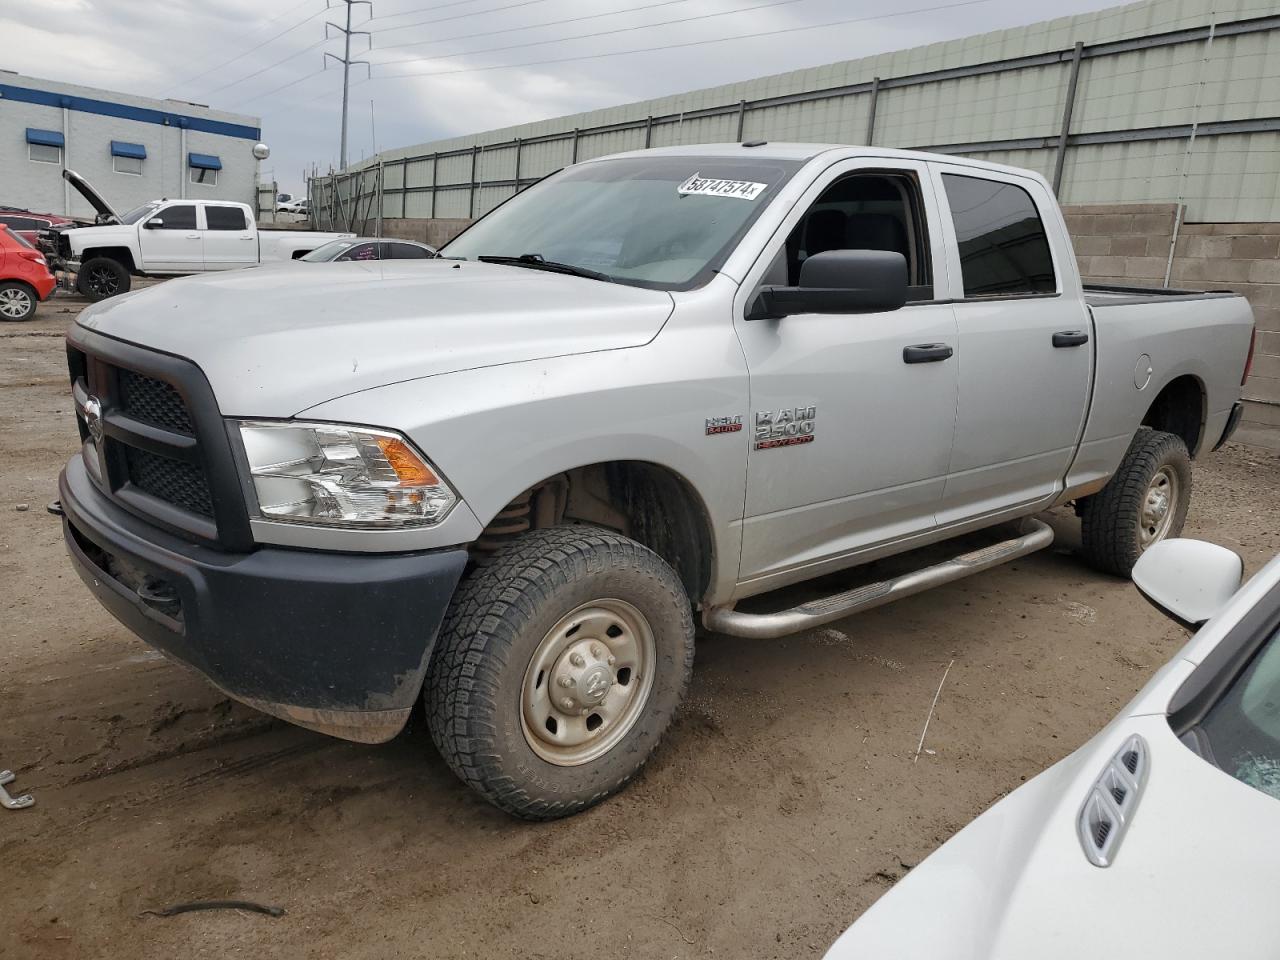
[111,141,146,176]
[190,167,218,186]
[941,174,1057,298]
[113,155,143,175]
[188,152,222,187]
[205,206,247,231]
[26,128,64,165]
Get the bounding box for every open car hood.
[62,169,120,224]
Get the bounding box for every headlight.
[238,421,457,527]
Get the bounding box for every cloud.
[2,0,1121,192]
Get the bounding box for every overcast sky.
[6,0,1123,193]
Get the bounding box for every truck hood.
[63,169,120,224]
[76,260,676,416]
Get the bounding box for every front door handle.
[1053,330,1089,348]
[185,233,200,239]
[903,343,954,364]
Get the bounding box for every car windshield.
[1200,623,1280,802]
[300,239,360,262]
[442,155,803,290]
[120,203,161,225]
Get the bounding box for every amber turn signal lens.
[376,435,439,486]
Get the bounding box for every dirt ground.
[3,288,1278,960]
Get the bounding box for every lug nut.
[557,676,574,688]
[607,655,616,666]
[569,653,586,667]
[560,697,575,711]
[590,644,603,659]
[580,708,590,716]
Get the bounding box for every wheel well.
[475,462,715,603]
[81,247,136,272]
[1141,375,1206,456]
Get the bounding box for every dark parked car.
[299,237,436,262]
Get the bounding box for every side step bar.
[703,518,1055,640]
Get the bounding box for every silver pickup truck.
[56,143,1256,819]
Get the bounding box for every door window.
[0,216,41,232]
[337,243,379,261]
[775,171,934,301]
[941,174,1056,298]
[389,242,432,259]
[205,206,247,231]
[157,205,197,230]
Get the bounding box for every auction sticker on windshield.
[677,173,768,200]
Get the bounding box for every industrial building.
[311,0,1280,448]
[0,71,263,219]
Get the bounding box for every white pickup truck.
[55,143,1256,820]
[41,170,350,300]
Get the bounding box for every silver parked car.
[299,237,436,262]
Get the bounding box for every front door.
[138,203,202,273]
[734,159,959,592]
[201,205,257,270]
[929,166,1093,524]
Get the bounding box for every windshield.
[442,155,803,290]
[300,239,361,262]
[1201,623,1280,802]
[120,203,161,225]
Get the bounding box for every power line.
[168,1,329,93]
[369,0,692,56]
[202,37,332,96]
[364,0,485,21]
[328,0,374,169]
[368,0,999,80]
[365,0,553,35]
[368,0,819,67]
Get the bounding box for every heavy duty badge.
[754,405,816,449]
[705,415,743,435]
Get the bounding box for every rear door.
[930,165,1092,523]
[138,203,202,272]
[201,205,257,270]
[734,158,959,590]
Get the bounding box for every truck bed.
[1084,283,1241,309]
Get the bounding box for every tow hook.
[0,770,34,810]
[47,500,64,517]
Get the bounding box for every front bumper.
[59,455,468,743]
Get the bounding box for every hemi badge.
[705,415,743,435]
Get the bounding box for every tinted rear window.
[205,206,247,231]
[942,174,1056,297]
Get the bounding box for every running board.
[703,519,1055,640]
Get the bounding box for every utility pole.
[324,0,372,171]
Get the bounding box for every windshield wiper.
[476,253,613,283]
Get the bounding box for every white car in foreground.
[825,538,1280,959]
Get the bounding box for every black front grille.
[119,370,194,434]
[125,447,215,518]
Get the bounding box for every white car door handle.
[239,234,252,239]
[186,233,200,239]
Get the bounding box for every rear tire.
[1079,428,1192,577]
[76,257,131,301]
[0,282,37,321]
[425,525,694,820]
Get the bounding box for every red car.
[0,206,83,246]
[0,225,57,321]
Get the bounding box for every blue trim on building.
[26,127,65,147]
[2,83,260,141]
[110,140,147,159]
[188,152,222,170]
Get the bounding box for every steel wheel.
[84,263,121,297]
[1140,465,1179,547]
[0,286,33,320]
[520,598,657,766]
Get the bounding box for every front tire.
[76,257,131,301]
[425,526,694,820]
[1079,428,1192,577]
[0,282,37,321]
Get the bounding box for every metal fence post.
[468,145,479,218]
[644,115,653,148]
[736,99,747,141]
[429,152,437,219]
[514,138,522,193]
[571,127,580,163]
[865,77,880,145]
[1052,42,1085,196]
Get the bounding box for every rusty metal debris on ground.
[138,900,286,919]
[0,770,34,810]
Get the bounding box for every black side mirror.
[143,218,164,230]
[746,249,908,320]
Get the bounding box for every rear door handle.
[1053,330,1089,348]
[903,343,954,364]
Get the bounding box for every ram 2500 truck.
[55,143,1256,819]
[42,170,351,300]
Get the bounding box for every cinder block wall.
[1062,202,1279,451]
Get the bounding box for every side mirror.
[746,250,907,321]
[143,218,164,230]
[1132,539,1243,629]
